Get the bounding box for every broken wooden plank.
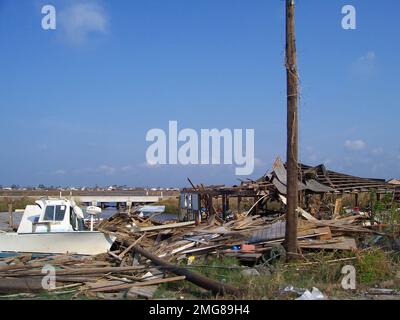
[0,277,43,293]
[170,242,197,255]
[118,233,146,259]
[88,276,186,293]
[181,244,224,255]
[130,244,241,296]
[137,221,195,232]
[279,195,318,222]
[2,265,145,277]
[298,237,357,250]
[127,285,158,299]
[86,280,128,290]
[298,226,332,240]
[108,251,122,262]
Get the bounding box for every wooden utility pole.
[8,203,13,229]
[284,0,299,260]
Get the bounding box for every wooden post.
[222,195,229,219]
[8,203,13,229]
[222,195,227,219]
[354,193,359,208]
[254,196,259,215]
[284,0,299,260]
[207,195,214,217]
[305,193,310,210]
[237,196,241,213]
[195,209,200,226]
[333,194,343,219]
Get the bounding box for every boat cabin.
[18,198,86,234]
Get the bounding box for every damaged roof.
[182,156,398,196]
[264,156,397,194]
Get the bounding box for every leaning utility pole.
[284,0,299,260]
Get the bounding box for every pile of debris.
[0,199,392,299]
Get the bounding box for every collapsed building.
[180,157,399,221]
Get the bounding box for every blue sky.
[0,0,399,187]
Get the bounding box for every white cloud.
[59,2,108,45]
[142,161,162,168]
[73,164,116,175]
[98,165,116,175]
[54,169,66,175]
[371,147,384,156]
[353,51,376,76]
[120,166,133,172]
[344,139,366,151]
[359,51,376,63]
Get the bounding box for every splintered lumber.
[130,244,240,296]
[0,263,38,272]
[55,276,100,283]
[118,233,146,259]
[170,242,196,255]
[298,226,332,240]
[279,195,318,222]
[333,196,343,219]
[86,280,128,290]
[181,244,224,255]
[127,285,158,299]
[108,251,122,262]
[48,283,83,292]
[0,277,44,294]
[2,265,145,277]
[296,207,319,222]
[298,237,357,250]
[137,221,195,232]
[88,276,186,293]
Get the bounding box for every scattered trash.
[187,256,196,265]
[282,285,306,296]
[296,287,326,300]
[241,244,256,253]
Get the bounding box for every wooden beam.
[130,245,240,296]
[333,194,343,219]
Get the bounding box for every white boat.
[138,205,166,217]
[0,198,116,255]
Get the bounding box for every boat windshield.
[43,205,67,221]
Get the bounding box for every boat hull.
[0,232,116,255]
